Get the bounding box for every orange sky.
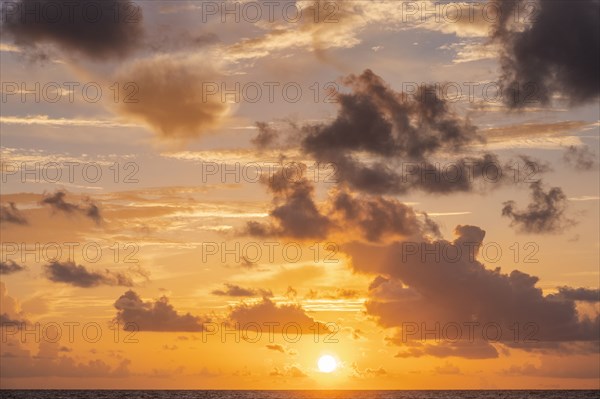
[0,0,599,390]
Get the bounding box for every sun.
[317,355,338,373]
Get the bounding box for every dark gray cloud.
[40,191,102,224]
[211,283,273,298]
[254,70,518,196]
[303,70,481,159]
[501,181,575,234]
[492,0,600,107]
[556,287,600,303]
[332,190,440,241]
[346,225,599,357]
[0,202,28,225]
[251,122,279,149]
[1,0,143,60]
[243,164,332,239]
[563,145,597,171]
[43,261,133,287]
[299,70,493,195]
[114,290,209,332]
[244,164,439,242]
[0,260,26,275]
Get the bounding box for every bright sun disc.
[317,355,337,373]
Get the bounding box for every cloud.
[0,341,131,378]
[434,361,461,375]
[40,191,102,224]
[227,297,332,334]
[211,283,273,298]
[115,56,229,140]
[556,287,600,303]
[502,181,576,234]
[302,69,480,160]
[113,290,209,332]
[244,164,440,242]
[253,70,512,196]
[1,0,144,60]
[351,362,388,379]
[331,190,440,242]
[43,261,134,288]
[265,344,285,353]
[269,364,307,378]
[243,164,332,239]
[563,145,597,171]
[0,202,28,225]
[492,0,600,107]
[251,122,279,149]
[0,282,28,326]
[0,260,26,275]
[346,225,599,357]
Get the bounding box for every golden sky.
[0,0,599,390]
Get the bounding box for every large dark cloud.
[114,290,209,332]
[0,202,28,225]
[40,191,102,224]
[346,225,599,357]
[0,260,26,275]
[254,70,518,196]
[43,261,134,287]
[501,181,575,234]
[492,0,600,107]
[244,164,439,242]
[1,0,143,60]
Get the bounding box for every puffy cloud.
[502,181,576,234]
[227,297,332,334]
[115,56,229,141]
[1,0,143,60]
[113,290,209,332]
[244,164,439,242]
[0,260,26,275]
[492,0,600,107]
[253,70,513,196]
[243,164,332,239]
[43,261,134,288]
[0,202,28,225]
[346,225,599,357]
[211,283,273,298]
[331,190,440,242]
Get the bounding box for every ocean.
[0,391,599,399]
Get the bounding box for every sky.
[0,0,599,390]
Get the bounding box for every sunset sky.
[0,0,599,390]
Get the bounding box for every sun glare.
[317,355,338,373]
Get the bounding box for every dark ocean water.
[1,391,599,399]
